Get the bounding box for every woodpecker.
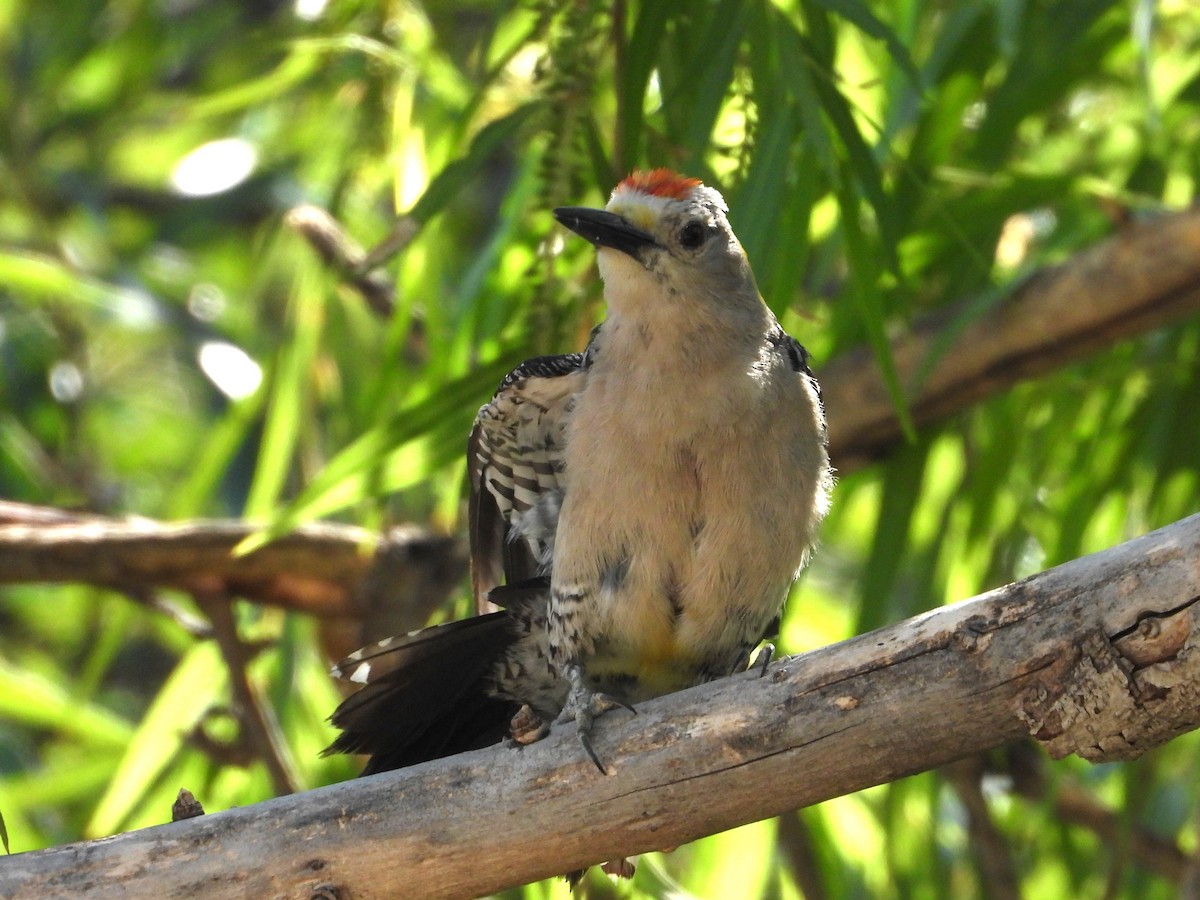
[327,169,832,779]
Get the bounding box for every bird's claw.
[557,665,635,774]
[572,690,635,774]
[751,642,775,677]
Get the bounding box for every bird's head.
[554,170,762,325]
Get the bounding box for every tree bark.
[2,513,1197,900]
[823,207,1200,471]
[0,501,467,657]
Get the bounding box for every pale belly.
[554,425,816,699]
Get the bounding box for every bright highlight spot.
[187,283,226,322]
[170,138,258,197]
[109,287,161,330]
[48,361,84,402]
[294,0,328,20]
[197,340,263,400]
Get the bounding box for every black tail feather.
[325,613,521,774]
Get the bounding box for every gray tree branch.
[2,513,1197,899]
[0,501,467,656]
[824,207,1200,472]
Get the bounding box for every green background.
[1,0,1199,896]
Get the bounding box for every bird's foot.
[556,664,635,774]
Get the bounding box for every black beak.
[553,207,659,259]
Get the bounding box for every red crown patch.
[618,168,702,199]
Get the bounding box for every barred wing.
[468,352,587,609]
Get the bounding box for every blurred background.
[1,0,1199,896]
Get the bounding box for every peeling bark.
[1020,596,1200,762]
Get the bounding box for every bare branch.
[3,513,1197,899]
[0,502,467,660]
[194,587,300,795]
[824,207,1200,472]
[284,204,397,318]
[0,502,464,620]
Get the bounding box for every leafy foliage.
[2,0,1199,896]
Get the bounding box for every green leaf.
[407,103,543,224]
[813,71,901,274]
[237,352,517,554]
[757,168,818,315]
[86,642,226,838]
[671,0,750,157]
[242,260,324,520]
[729,104,794,267]
[617,0,678,167]
[776,18,838,181]
[187,44,322,118]
[0,250,146,309]
[836,179,914,440]
[167,390,267,519]
[809,0,924,90]
[0,662,133,749]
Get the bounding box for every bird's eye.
[678,221,707,249]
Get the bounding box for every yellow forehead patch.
[606,200,658,232]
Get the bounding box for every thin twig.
[121,585,213,638]
[943,756,1021,900]
[284,204,397,317]
[776,811,828,900]
[193,587,299,796]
